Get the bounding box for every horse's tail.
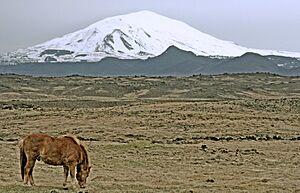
[19,139,27,180]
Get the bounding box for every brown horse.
[19,133,91,188]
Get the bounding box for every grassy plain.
[0,73,299,192]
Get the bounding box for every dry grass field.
[0,73,299,193]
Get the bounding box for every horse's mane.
[61,135,81,146]
[62,135,89,166]
[80,144,89,166]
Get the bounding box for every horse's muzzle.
[79,183,86,188]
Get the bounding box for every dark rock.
[206,179,215,183]
[201,144,207,150]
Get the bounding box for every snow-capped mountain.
[1,10,300,64]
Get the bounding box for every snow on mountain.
[1,10,300,64]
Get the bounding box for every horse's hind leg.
[63,166,69,187]
[28,160,36,186]
[24,159,36,186]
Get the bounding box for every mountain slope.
[1,10,300,64]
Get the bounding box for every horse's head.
[76,165,91,188]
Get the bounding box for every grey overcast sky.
[0,0,300,54]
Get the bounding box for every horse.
[19,133,91,188]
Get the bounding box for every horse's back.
[23,133,53,146]
[22,134,80,151]
[21,134,53,154]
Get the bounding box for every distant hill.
[1,46,300,76]
[199,52,281,74]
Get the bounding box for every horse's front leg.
[63,166,69,187]
[69,164,76,187]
